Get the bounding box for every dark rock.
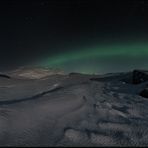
[69,72,80,76]
[133,70,148,84]
[0,73,10,79]
[140,88,148,98]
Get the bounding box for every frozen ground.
[0,68,148,146]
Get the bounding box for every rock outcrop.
[0,73,10,79]
[133,70,148,84]
[140,88,148,98]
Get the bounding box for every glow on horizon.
[38,42,148,74]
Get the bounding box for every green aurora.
[38,42,148,74]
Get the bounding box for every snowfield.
[0,68,148,146]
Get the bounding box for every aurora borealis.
[39,42,148,74]
[0,0,148,73]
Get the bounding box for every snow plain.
[0,69,148,146]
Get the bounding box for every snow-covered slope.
[0,69,148,146]
[8,66,65,79]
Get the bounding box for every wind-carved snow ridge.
[0,83,62,105]
[0,69,148,146]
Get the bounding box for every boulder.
[140,88,148,98]
[0,73,10,79]
[133,70,148,84]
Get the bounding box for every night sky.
[0,0,148,74]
